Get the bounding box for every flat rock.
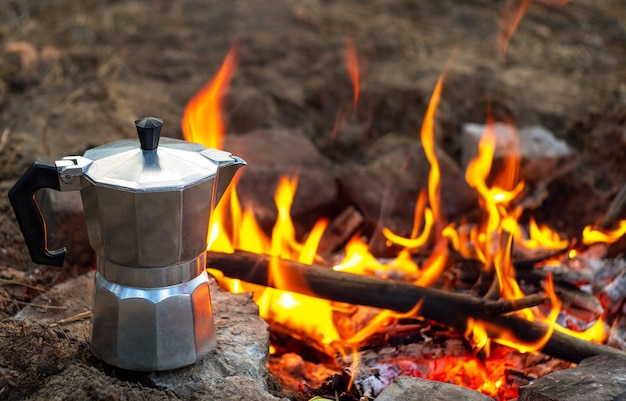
[518,354,626,401]
[461,123,578,187]
[225,128,339,230]
[374,375,493,401]
[15,271,285,401]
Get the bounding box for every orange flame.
[184,46,612,400]
[345,36,360,110]
[498,0,530,60]
[182,46,238,149]
[498,0,572,60]
[330,36,362,143]
[464,117,526,301]
[382,190,433,249]
[421,76,444,227]
[512,216,569,250]
[383,73,449,286]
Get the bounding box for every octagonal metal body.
[80,176,214,268]
[91,266,216,371]
[10,119,244,372]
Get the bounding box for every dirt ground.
[1,0,625,399]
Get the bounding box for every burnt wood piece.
[206,250,626,363]
[600,183,626,229]
[316,206,364,258]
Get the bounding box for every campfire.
[174,9,626,400]
[3,1,626,400]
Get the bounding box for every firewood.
[316,206,364,258]
[599,270,626,311]
[552,283,604,322]
[206,250,626,363]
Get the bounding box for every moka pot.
[9,117,245,371]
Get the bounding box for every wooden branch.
[484,294,550,315]
[206,250,626,363]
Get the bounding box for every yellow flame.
[382,208,434,249]
[582,220,626,245]
[184,46,612,398]
[182,46,237,150]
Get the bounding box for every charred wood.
[206,250,626,363]
[316,206,364,258]
[600,183,626,230]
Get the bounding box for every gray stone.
[225,129,339,230]
[518,354,626,401]
[375,375,494,401]
[15,272,285,401]
[149,281,281,400]
[337,134,477,241]
[461,123,578,186]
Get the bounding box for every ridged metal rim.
[97,253,206,288]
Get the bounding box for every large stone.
[225,129,339,230]
[337,134,477,238]
[461,123,578,187]
[15,272,285,401]
[375,375,493,401]
[518,354,626,401]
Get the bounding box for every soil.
[0,0,625,399]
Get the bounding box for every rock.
[518,354,626,401]
[337,134,477,242]
[150,282,280,400]
[227,87,279,134]
[225,129,339,231]
[461,123,578,187]
[374,375,493,401]
[15,272,285,401]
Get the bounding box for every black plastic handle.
[8,162,66,266]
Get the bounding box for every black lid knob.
[135,117,163,151]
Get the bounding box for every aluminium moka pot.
[9,117,245,371]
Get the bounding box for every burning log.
[206,250,626,364]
